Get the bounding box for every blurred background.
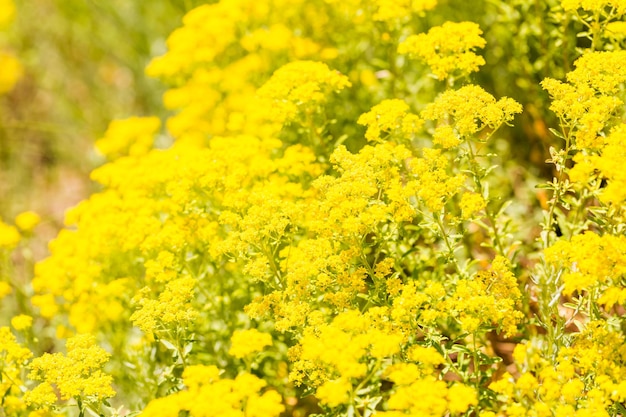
[0,0,204,242]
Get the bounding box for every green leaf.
[548,128,564,139]
[161,339,177,351]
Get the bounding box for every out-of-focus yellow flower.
[95,116,161,160]
[0,281,11,299]
[0,220,20,249]
[0,0,15,29]
[11,314,33,331]
[228,328,273,358]
[0,52,22,94]
[15,211,41,233]
[372,0,437,21]
[316,378,352,407]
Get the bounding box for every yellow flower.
[130,277,197,335]
[357,99,423,143]
[0,51,22,94]
[448,383,478,414]
[316,378,352,407]
[432,125,461,148]
[143,367,284,417]
[0,0,15,28]
[25,334,115,408]
[11,314,33,331]
[0,220,20,249]
[398,21,486,80]
[372,0,437,21]
[95,116,161,160]
[422,85,522,137]
[15,211,41,233]
[228,329,273,359]
[0,326,33,402]
[561,0,626,14]
[257,60,351,124]
[459,192,486,219]
[0,281,11,299]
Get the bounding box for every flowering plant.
[2,0,626,416]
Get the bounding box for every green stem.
[464,134,506,256]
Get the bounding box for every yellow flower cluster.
[130,277,197,335]
[357,99,423,143]
[0,0,15,29]
[444,256,523,336]
[141,365,285,417]
[0,219,20,249]
[11,314,33,331]
[371,0,437,21]
[570,123,626,206]
[422,85,522,138]
[398,22,486,80]
[290,309,403,387]
[24,334,114,409]
[542,51,626,149]
[379,378,477,417]
[257,60,351,125]
[0,51,22,94]
[228,329,273,358]
[311,142,417,235]
[95,116,161,160]
[459,192,486,219]
[0,327,32,414]
[0,0,21,95]
[492,321,626,417]
[545,231,626,301]
[14,211,40,233]
[143,0,347,142]
[409,148,465,212]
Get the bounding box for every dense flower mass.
[398,21,487,80]
[3,0,626,416]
